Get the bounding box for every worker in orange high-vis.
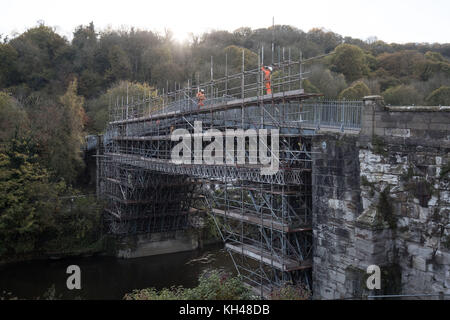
[196,89,206,108]
[261,65,273,95]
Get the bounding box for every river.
[0,244,235,300]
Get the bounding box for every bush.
[0,138,103,260]
[269,283,311,300]
[308,65,347,98]
[426,86,450,106]
[302,79,320,94]
[124,270,253,300]
[338,81,370,100]
[383,84,422,106]
[330,44,369,82]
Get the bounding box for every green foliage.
[0,92,29,143]
[338,81,370,100]
[86,80,157,133]
[124,270,253,300]
[377,186,397,229]
[8,24,71,93]
[308,65,347,98]
[269,284,311,300]
[224,45,258,72]
[372,135,388,157]
[0,138,103,260]
[23,79,87,184]
[0,139,53,256]
[425,51,445,62]
[0,43,18,87]
[302,79,320,94]
[383,84,422,106]
[330,44,369,82]
[377,50,426,79]
[106,45,132,82]
[425,86,450,105]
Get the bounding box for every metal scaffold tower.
[99,47,363,297]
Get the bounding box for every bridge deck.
[105,152,311,185]
[110,89,320,125]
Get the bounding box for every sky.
[1,0,449,44]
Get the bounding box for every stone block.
[385,128,411,137]
[412,256,427,272]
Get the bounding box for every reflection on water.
[0,244,234,300]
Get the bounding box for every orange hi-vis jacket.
[261,66,272,94]
[196,91,206,107]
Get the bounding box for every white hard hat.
[200,89,205,93]
[268,66,273,72]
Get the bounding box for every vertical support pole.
[258,52,263,129]
[187,79,190,110]
[225,53,228,97]
[96,135,100,199]
[262,45,264,67]
[114,96,121,121]
[175,81,177,108]
[278,46,281,92]
[148,89,151,116]
[288,48,291,91]
[271,16,274,66]
[162,88,165,113]
[211,55,214,103]
[126,83,129,120]
[299,50,303,91]
[261,48,264,97]
[241,49,245,127]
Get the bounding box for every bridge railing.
[299,99,363,130]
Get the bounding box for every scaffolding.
[99,49,363,298]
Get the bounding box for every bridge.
[95,51,449,300]
[96,52,364,298]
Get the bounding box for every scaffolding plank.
[225,243,312,272]
[211,208,310,233]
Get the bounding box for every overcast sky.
[1,0,449,44]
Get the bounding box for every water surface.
[0,244,234,300]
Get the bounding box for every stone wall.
[312,96,450,299]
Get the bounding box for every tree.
[106,45,132,82]
[9,24,72,93]
[302,79,320,94]
[425,51,445,62]
[426,86,450,105]
[0,92,29,143]
[0,138,60,257]
[377,50,425,79]
[338,81,371,100]
[0,137,102,259]
[85,80,157,133]
[30,80,87,183]
[223,45,258,73]
[0,43,18,88]
[383,85,422,106]
[308,65,347,98]
[306,28,342,54]
[330,44,369,83]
